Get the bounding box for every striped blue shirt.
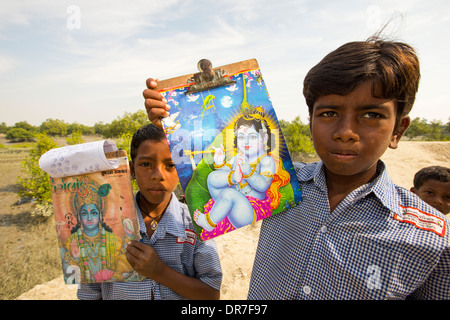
[248,161,450,300]
[77,193,222,300]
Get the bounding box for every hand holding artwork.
[125,240,165,280]
[143,78,171,126]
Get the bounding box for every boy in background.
[78,124,222,300]
[411,166,450,216]
[142,36,450,299]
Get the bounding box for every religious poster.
[39,140,144,284]
[156,58,302,241]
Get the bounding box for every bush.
[68,122,94,135]
[405,117,450,141]
[6,127,36,142]
[116,131,139,192]
[18,133,59,217]
[102,110,149,138]
[279,116,316,159]
[40,118,69,136]
[66,130,84,145]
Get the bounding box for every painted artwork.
[42,147,144,284]
[158,59,302,241]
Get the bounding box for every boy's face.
[310,81,409,182]
[411,180,450,214]
[130,139,179,208]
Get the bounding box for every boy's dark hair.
[413,166,450,189]
[130,124,166,161]
[303,36,421,130]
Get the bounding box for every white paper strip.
[39,140,119,178]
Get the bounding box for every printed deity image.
[159,59,302,241]
[51,151,144,284]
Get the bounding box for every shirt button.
[320,225,327,233]
[303,285,311,295]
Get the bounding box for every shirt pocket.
[156,238,184,273]
[340,234,431,299]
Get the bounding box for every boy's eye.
[362,112,384,119]
[139,162,151,167]
[166,163,176,169]
[319,111,337,118]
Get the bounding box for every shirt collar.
[135,192,187,239]
[299,160,402,215]
[370,161,403,215]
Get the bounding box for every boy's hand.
[125,240,165,280]
[126,241,220,300]
[143,78,171,128]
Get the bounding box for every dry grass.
[0,146,62,299]
[0,218,62,299]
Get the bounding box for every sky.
[0,0,449,127]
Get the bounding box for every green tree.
[5,127,36,142]
[279,116,315,160]
[102,110,149,138]
[0,122,7,134]
[5,121,38,141]
[18,133,59,217]
[68,122,94,135]
[428,120,442,141]
[40,118,69,136]
[14,121,38,133]
[93,121,108,135]
[405,117,431,139]
[66,130,84,145]
[116,131,139,192]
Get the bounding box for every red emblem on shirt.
[176,229,197,246]
[395,205,446,237]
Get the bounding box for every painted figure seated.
[194,107,281,236]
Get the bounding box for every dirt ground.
[2,139,449,300]
[0,148,34,245]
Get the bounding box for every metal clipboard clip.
[185,59,236,95]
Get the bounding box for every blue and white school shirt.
[248,161,450,300]
[77,192,222,300]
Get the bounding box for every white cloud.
[0,54,17,73]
